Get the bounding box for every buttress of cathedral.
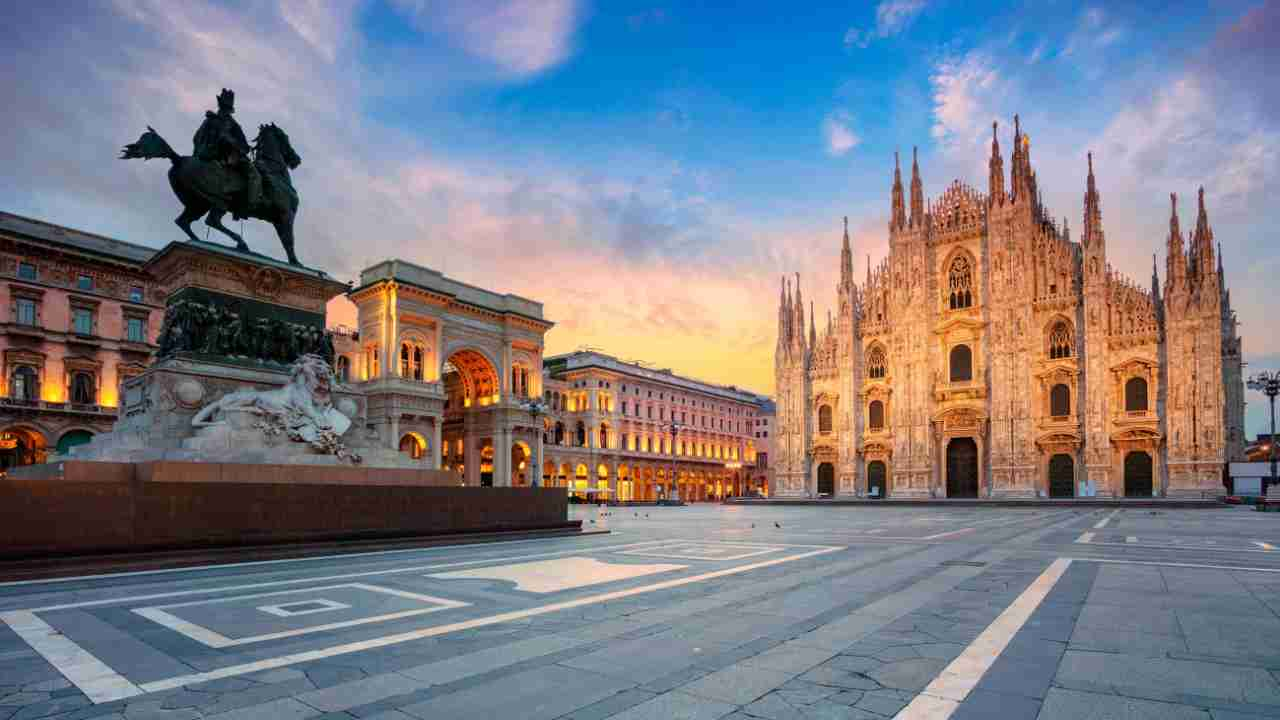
[774,116,1245,499]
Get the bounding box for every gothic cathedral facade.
[774,117,1245,499]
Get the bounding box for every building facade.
[748,397,775,496]
[335,259,552,485]
[775,117,1246,499]
[0,213,160,467]
[540,350,763,501]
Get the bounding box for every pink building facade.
[0,212,159,467]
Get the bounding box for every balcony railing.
[0,397,114,415]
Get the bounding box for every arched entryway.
[867,460,887,499]
[0,427,46,469]
[817,462,835,496]
[56,429,95,456]
[1048,454,1074,498]
[1124,451,1154,497]
[398,432,425,460]
[512,442,531,485]
[946,438,979,498]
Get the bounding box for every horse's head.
[255,123,301,170]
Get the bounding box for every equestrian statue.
[121,88,304,265]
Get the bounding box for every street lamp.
[521,398,548,488]
[667,420,684,503]
[1247,371,1280,495]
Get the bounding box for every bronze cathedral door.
[946,438,979,498]
[1049,454,1075,498]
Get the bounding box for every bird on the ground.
[774,522,782,529]
[751,523,755,528]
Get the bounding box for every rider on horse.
[193,89,261,220]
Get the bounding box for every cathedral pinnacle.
[1083,151,1102,249]
[891,151,906,231]
[989,120,1005,205]
[909,146,924,226]
[840,216,853,288]
[808,301,816,348]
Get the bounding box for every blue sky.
[1,0,1277,435]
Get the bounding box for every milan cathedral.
[774,116,1245,499]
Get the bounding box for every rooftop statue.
[121,88,304,265]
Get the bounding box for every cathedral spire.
[1151,253,1160,297]
[840,216,853,289]
[891,151,906,231]
[988,121,1005,206]
[778,275,790,349]
[909,146,924,226]
[1083,152,1103,250]
[793,273,805,352]
[1166,192,1186,292]
[808,302,816,348]
[1193,186,1215,276]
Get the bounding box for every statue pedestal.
[70,241,415,469]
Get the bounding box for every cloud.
[1063,6,1125,57]
[823,112,861,156]
[392,0,582,77]
[929,51,999,153]
[844,0,927,49]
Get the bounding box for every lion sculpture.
[191,354,359,461]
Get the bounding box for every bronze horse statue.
[121,123,303,265]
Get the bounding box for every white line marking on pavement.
[1075,532,1095,544]
[893,558,1072,720]
[1072,557,1280,573]
[1254,542,1275,551]
[133,583,469,648]
[1093,510,1119,529]
[1126,536,1138,544]
[0,610,143,703]
[135,544,844,698]
[22,539,671,614]
[1076,541,1280,555]
[0,532,623,589]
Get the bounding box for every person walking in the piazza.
[192,88,261,219]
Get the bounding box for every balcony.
[2,322,47,340]
[0,397,115,416]
[66,333,102,349]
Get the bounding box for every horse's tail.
[121,126,180,165]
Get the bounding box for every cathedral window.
[867,345,886,379]
[1048,321,1072,359]
[1050,384,1070,418]
[818,405,833,434]
[869,400,885,431]
[949,345,973,382]
[948,255,974,310]
[1125,377,1148,413]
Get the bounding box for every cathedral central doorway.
[946,438,979,498]
[1048,454,1075,498]
[1124,451,1154,497]
[867,461,886,499]
[817,462,835,496]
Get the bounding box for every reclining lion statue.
[191,354,358,461]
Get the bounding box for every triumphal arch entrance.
[342,260,552,485]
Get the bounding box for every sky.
[1,0,1277,436]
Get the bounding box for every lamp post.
[521,398,548,488]
[667,420,684,503]
[1248,372,1280,495]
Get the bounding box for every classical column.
[534,430,544,487]
[389,415,400,450]
[431,419,443,470]
[464,432,479,486]
[495,426,512,487]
